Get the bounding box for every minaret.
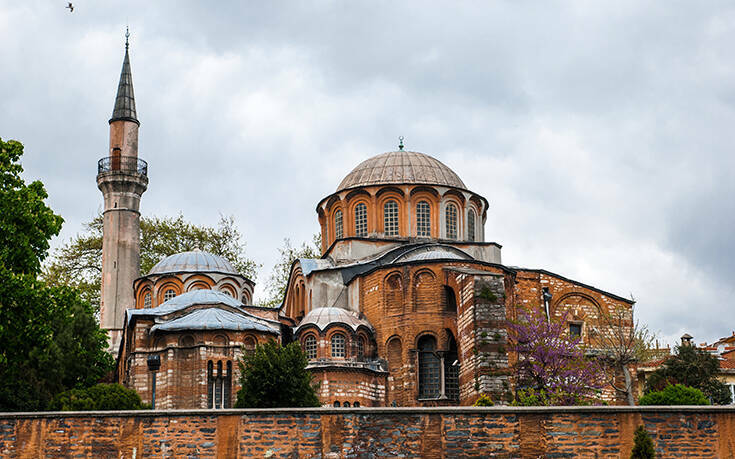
[97,29,148,352]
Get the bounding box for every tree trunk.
[623,365,635,406]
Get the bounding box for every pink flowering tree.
[508,307,605,405]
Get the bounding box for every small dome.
[153,289,244,313]
[296,307,374,333]
[337,150,466,192]
[149,250,238,276]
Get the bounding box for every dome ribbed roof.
[337,151,466,192]
[148,251,238,275]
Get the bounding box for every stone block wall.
[1,407,734,458]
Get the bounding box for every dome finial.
[398,136,404,151]
[125,26,130,50]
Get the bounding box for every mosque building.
[102,38,636,409]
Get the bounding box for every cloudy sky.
[2,1,734,346]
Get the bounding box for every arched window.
[445,335,459,401]
[207,361,214,408]
[333,401,341,407]
[221,288,233,297]
[180,335,195,347]
[354,203,367,237]
[331,333,346,358]
[445,203,458,239]
[353,401,360,407]
[357,336,365,359]
[225,361,233,408]
[143,292,151,308]
[418,335,440,399]
[444,285,457,313]
[215,361,223,408]
[383,200,399,236]
[164,288,176,302]
[416,201,431,237]
[343,401,350,407]
[304,335,317,359]
[468,209,476,242]
[334,209,343,240]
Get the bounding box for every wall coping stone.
[1,405,735,419]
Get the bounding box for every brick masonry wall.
[2,407,734,458]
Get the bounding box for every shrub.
[235,341,320,408]
[630,425,655,458]
[48,383,147,411]
[511,388,600,406]
[473,394,494,406]
[638,384,709,406]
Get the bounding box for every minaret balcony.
[97,156,148,177]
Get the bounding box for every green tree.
[49,383,148,411]
[43,213,260,307]
[0,138,113,411]
[235,341,320,408]
[260,234,321,308]
[644,345,731,405]
[639,384,709,406]
[630,425,656,458]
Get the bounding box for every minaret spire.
[110,27,138,125]
[98,28,148,353]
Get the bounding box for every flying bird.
[66,2,73,12]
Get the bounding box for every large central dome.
[337,150,466,192]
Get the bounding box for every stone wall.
[2,406,734,458]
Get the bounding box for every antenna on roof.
[398,136,404,151]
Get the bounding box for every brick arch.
[136,284,153,309]
[345,188,372,204]
[441,188,466,205]
[409,185,440,198]
[412,269,437,312]
[441,197,463,240]
[156,279,183,306]
[552,292,604,317]
[410,191,439,238]
[375,186,405,198]
[384,271,404,316]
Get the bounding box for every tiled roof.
[148,250,238,275]
[296,307,373,333]
[337,151,466,191]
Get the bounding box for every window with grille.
[445,203,458,239]
[416,201,431,237]
[335,209,343,240]
[354,203,367,237]
[357,336,365,358]
[569,323,582,338]
[164,289,176,302]
[383,200,399,236]
[418,336,440,398]
[331,333,346,358]
[304,335,317,359]
[445,336,459,401]
[468,209,476,242]
[144,292,151,308]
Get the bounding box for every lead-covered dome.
[337,151,466,192]
[148,250,238,275]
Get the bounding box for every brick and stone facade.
[3,407,735,458]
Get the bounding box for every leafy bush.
[631,425,655,458]
[511,388,601,406]
[638,384,709,406]
[48,383,147,411]
[235,341,320,408]
[473,394,494,406]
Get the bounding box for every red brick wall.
[2,407,734,458]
